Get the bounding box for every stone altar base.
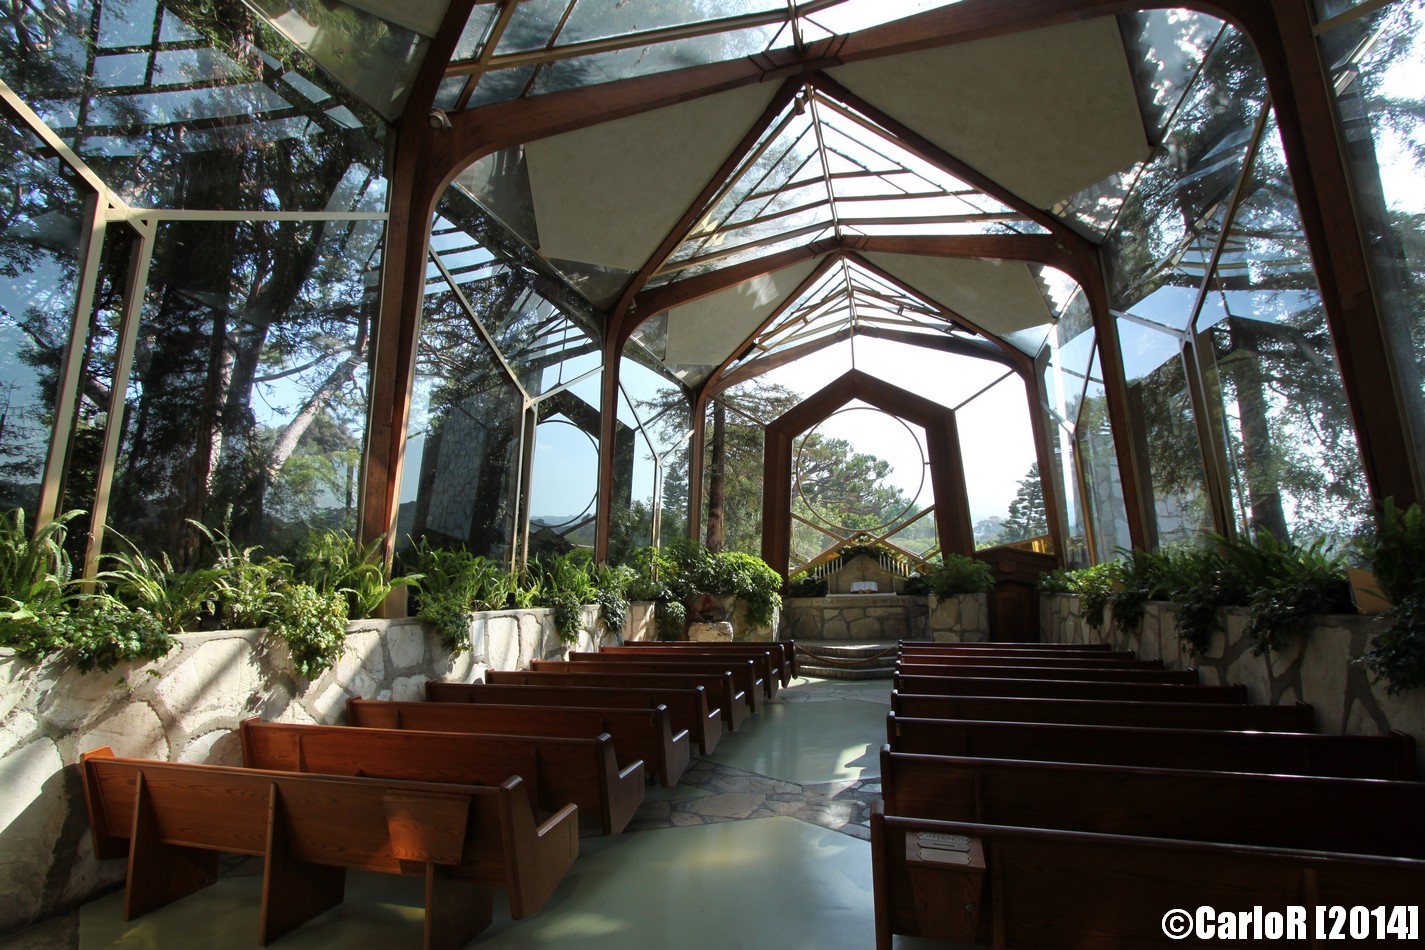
[782,595,929,641]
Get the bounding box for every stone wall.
[0,604,611,936]
[1040,593,1425,770]
[782,595,929,640]
[926,593,990,642]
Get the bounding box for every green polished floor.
[71,676,947,949]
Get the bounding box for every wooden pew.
[899,654,1165,670]
[893,672,1249,703]
[887,714,1418,779]
[554,655,764,713]
[354,696,690,787]
[901,646,1134,662]
[487,669,744,739]
[427,680,722,756]
[80,748,578,949]
[892,663,1200,683]
[891,692,1317,732]
[242,718,644,836]
[514,664,749,730]
[879,747,1425,858]
[871,803,1425,949]
[620,641,795,687]
[597,644,782,697]
[900,639,1114,652]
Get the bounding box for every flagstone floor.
[14,674,951,949]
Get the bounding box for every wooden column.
[1026,354,1068,566]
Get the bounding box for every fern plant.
[0,509,82,653]
[1361,500,1425,694]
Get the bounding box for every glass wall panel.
[1201,115,1372,544]
[109,216,376,559]
[707,382,789,555]
[1119,318,1212,546]
[955,375,1037,548]
[1318,1,1425,478]
[0,119,87,518]
[399,268,522,561]
[1,0,388,211]
[1107,26,1265,313]
[1078,350,1132,557]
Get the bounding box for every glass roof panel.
[4,0,388,211]
[246,0,429,120]
[1052,10,1225,237]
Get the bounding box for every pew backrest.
[475,674,724,752]
[893,673,1249,703]
[890,691,1316,732]
[880,747,1425,857]
[350,696,691,786]
[887,714,1418,780]
[242,718,644,835]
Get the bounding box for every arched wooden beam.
[761,370,974,575]
[632,239,840,333]
[711,327,855,397]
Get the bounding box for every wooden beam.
[709,327,854,398]
[633,238,837,321]
[406,0,479,119]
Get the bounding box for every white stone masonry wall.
[1039,593,1425,770]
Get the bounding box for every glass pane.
[1107,26,1265,312]
[1118,318,1213,546]
[1202,114,1372,544]
[529,408,600,558]
[109,217,378,559]
[1078,349,1132,558]
[1319,1,1425,483]
[398,268,522,560]
[2,0,390,211]
[0,120,87,520]
[955,376,1038,547]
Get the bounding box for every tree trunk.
[705,399,725,552]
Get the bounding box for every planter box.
[1038,593,1425,771]
[927,593,990,642]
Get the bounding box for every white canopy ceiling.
[525,84,780,271]
[828,17,1151,209]
[665,259,821,366]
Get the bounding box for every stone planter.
[685,593,779,641]
[623,601,659,642]
[1038,592,1425,770]
[926,593,990,642]
[0,601,617,935]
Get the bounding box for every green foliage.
[786,570,828,598]
[926,554,994,597]
[660,541,782,628]
[406,539,515,653]
[655,599,686,641]
[1069,563,1116,631]
[294,529,415,620]
[0,509,82,651]
[901,573,931,596]
[56,594,175,673]
[1047,534,1350,656]
[589,561,634,635]
[97,529,222,636]
[528,553,599,643]
[1106,549,1171,637]
[1360,501,1425,694]
[268,582,350,680]
[622,546,677,602]
[1037,568,1076,594]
